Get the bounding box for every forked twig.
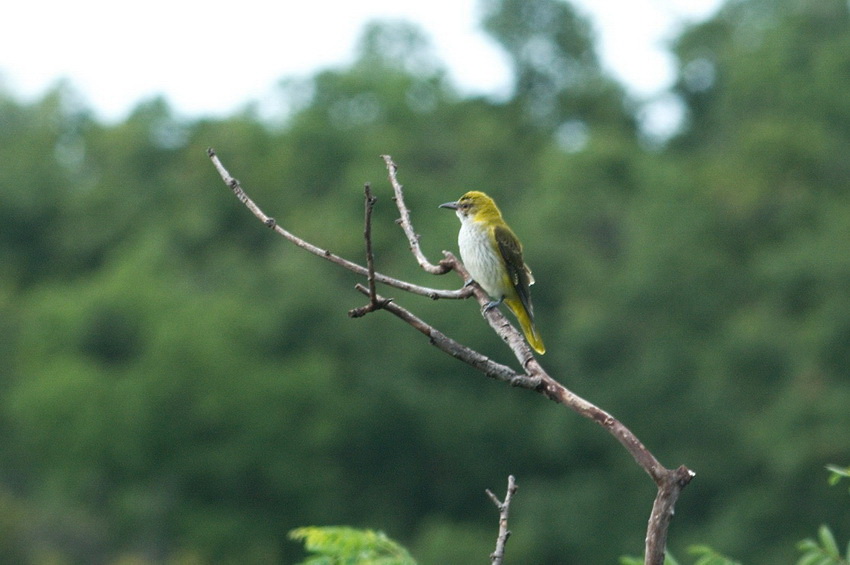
[486,475,518,565]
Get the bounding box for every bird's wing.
[494,225,534,319]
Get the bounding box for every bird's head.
[439,191,503,223]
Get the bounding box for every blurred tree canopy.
[0,0,848,563]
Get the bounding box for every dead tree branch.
[349,183,392,317]
[206,148,466,301]
[486,475,518,565]
[381,154,456,276]
[207,148,694,565]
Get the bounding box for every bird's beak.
[439,201,458,210]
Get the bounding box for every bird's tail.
[504,297,546,355]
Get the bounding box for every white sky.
[1,0,722,122]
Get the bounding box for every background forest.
[2,0,849,563]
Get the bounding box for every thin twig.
[381,154,459,276]
[207,148,466,300]
[486,475,518,565]
[363,183,378,303]
[349,183,391,318]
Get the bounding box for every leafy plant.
[796,525,849,565]
[289,526,417,565]
[795,466,850,565]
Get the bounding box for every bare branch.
[382,154,456,275]
[207,148,466,300]
[353,284,539,387]
[209,148,694,565]
[379,156,696,564]
[363,182,379,303]
[358,287,694,565]
[487,475,518,565]
[349,183,392,318]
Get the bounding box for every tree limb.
[486,475,518,565]
[207,148,694,565]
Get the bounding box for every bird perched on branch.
[440,191,545,354]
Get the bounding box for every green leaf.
[798,539,820,552]
[819,525,840,558]
[688,544,742,565]
[289,526,416,565]
[826,465,850,489]
[797,527,850,565]
[797,552,828,565]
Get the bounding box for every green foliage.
[797,526,850,565]
[480,0,634,132]
[289,527,416,565]
[795,466,850,565]
[827,465,850,493]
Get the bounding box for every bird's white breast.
[458,218,506,299]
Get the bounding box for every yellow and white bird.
[440,191,545,354]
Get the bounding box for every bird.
[440,191,545,354]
